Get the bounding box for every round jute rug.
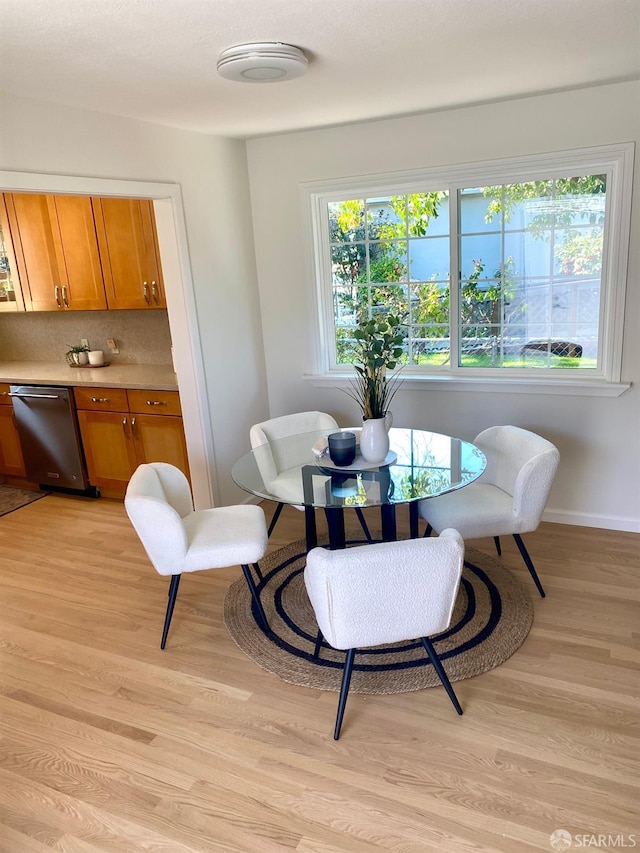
[224,538,534,695]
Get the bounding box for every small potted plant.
[345,314,404,463]
[65,344,89,366]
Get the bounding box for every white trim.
[303,372,630,398]
[543,508,640,534]
[301,142,634,389]
[0,169,215,508]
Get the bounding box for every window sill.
[304,373,631,398]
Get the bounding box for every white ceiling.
[1,0,639,139]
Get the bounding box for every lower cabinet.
[0,384,26,478]
[75,386,190,499]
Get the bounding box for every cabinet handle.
[151,281,159,304]
[0,391,7,397]
[54,285,62,308]
[142,281,150,304]
[62,285,69,308]
[122,416,128,435]
[90,397,110,403]
[145,399,167,406]
[131,416,137,434]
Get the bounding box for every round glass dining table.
[232,427,486,550]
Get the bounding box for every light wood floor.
[0,494,638,853]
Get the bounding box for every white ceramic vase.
[360,412,392,464]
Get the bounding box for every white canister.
[88,350,105,366]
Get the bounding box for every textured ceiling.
[1,0,639,139]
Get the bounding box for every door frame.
[0,170,215,508]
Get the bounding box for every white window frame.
[302,143,634,397]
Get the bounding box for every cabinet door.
[131,414,190,481]
[77,410,138,494]
[4,193,107,311]
[94,197,166,310]
[0,196,26,312]
[0,405,26,477]
[4,193,61,310]
[48,195,107,310]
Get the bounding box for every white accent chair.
[250,411,372,542]
[419,425,559,598]
[125,462,269,648]
[304,530,465,739]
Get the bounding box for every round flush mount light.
[216,42,309,83]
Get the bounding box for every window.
[306,144,633,391]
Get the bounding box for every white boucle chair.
[125,462,269,648]
[304,530,465,739]
[250,411,372,542]
[419,425,559,598]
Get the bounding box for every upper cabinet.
[93,197,166,310]
[3,193,108,311]
[0,196,26,312]
[0,193,166,312]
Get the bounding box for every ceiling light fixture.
[216,42,309,83]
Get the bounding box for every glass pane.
[370,284,408,318]
[331,243,366,284]
[460,234,502,280]
[409,324,450,366]
[554,227,604,277]
[368,241,407,282]
[407,191,449,237]
[408,236,449,281]
[459,329,499,367]
[503,180,553,232]
[333,285,362,325]
[504,231,552,279]
[367,196,406,239]
[335,326,358,364]
[0,223,18,305]
[409,282,449,326]
[328,200,365,243]
[460,187,501,234]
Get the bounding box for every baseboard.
[543,508,640,533]
[230,496,640,533]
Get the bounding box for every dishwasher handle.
[9,392,62,399]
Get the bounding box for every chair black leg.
[420,637,463,715]
[423,523,433,538]
[241,564,269,630]
[252,561,263,582]
[334,648,356,740]
[494,536,502,556]
[313,628,324,659]
[161,574,181,649]
[267,502,284,537]
[512,534,546,598]
[355,508,373,543]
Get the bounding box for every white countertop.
[0,361,179,391]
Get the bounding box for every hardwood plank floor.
[0,494,638,852]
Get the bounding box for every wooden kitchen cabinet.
[0,384,26,477]
[93,197,166,310]
[75,386,189,499]
[3,193,108,311]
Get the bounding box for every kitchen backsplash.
[0,309,173,365]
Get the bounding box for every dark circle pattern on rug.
[224,538,534,695]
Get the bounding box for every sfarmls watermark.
[550,830,637,850]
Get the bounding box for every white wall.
[246,82,640,531]
[0,93,269,507]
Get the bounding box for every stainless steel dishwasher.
[10,384,95,495]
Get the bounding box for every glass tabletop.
[232,427,486,510]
